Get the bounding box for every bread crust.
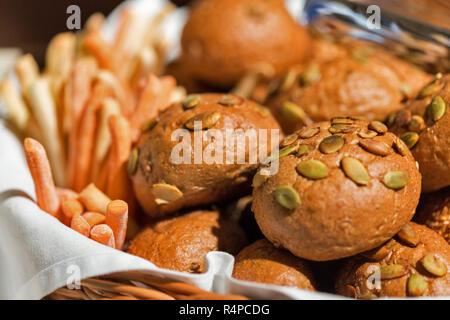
[127,210,247,273]
[232,239,316,290]
[266,40,431,134]
[389,74,450,192]
[181,0,311,88]
[130,93,280,218]
[335,223,450,298]
[252,119,421,261]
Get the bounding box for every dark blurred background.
[0,0,191,66]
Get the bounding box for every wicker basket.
[47,270,248,300]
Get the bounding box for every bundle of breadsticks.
[0,6,185,248]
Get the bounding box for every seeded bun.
[252,118,421,261]
[388,74,450,192]
[180,0,311,88]
[127,210,247,273]
[130,93,280,218]
[232,239,316,290]
[415,187,450,244]
[266,41,430,134]
[335,222,450,298]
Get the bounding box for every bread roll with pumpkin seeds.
[130,93,280,218]
[415,187,450,244]
[252,118,421,261]
[335,223,450,298]
[388,73,450,192]
[180,0,311,88]
[232,239,316,290]
[127,210,247,273]
[266,41,430,134]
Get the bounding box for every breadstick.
[105,115,136,214]
[45,32,76,80]
[83,212,106,227]
[90,224,115,248]
[130,74,175,142]
[71,213,90,237]
[106,200,128,250]
[15,54,39,101]
[23,138,60,217]
[56,187,78,204]
[61,198,84,226]
[85,12,105,34]
[72,82,111,191]
[27,77,66,187]
[0,79,30,130]
[91,97,121,182]
[79,183,110,215]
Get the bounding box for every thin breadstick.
[23,138,60,217]
[169,86,187,105]
[106,200,128,250]
[141,2,176,47]
[91,97,121,182]
[56,187,78,204]
[130,74,175,142]
[96,70,135,117]
[72,82,111,191]
[27,77,66,187]
[63,57,97,134]
[71,213,90,237]
[83,212,106,227]
[15,54,39,100]
[78,183,110,215]
[105,115,136,215]
[90,224,115,248]
[64,58,97,188]
[0,79,30,130]
[85,12,105,34]
[83,31,116,71]
[61,198,84,226]
[114,9,148,56]
[45,32,76,80]
[129,46,158,87]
